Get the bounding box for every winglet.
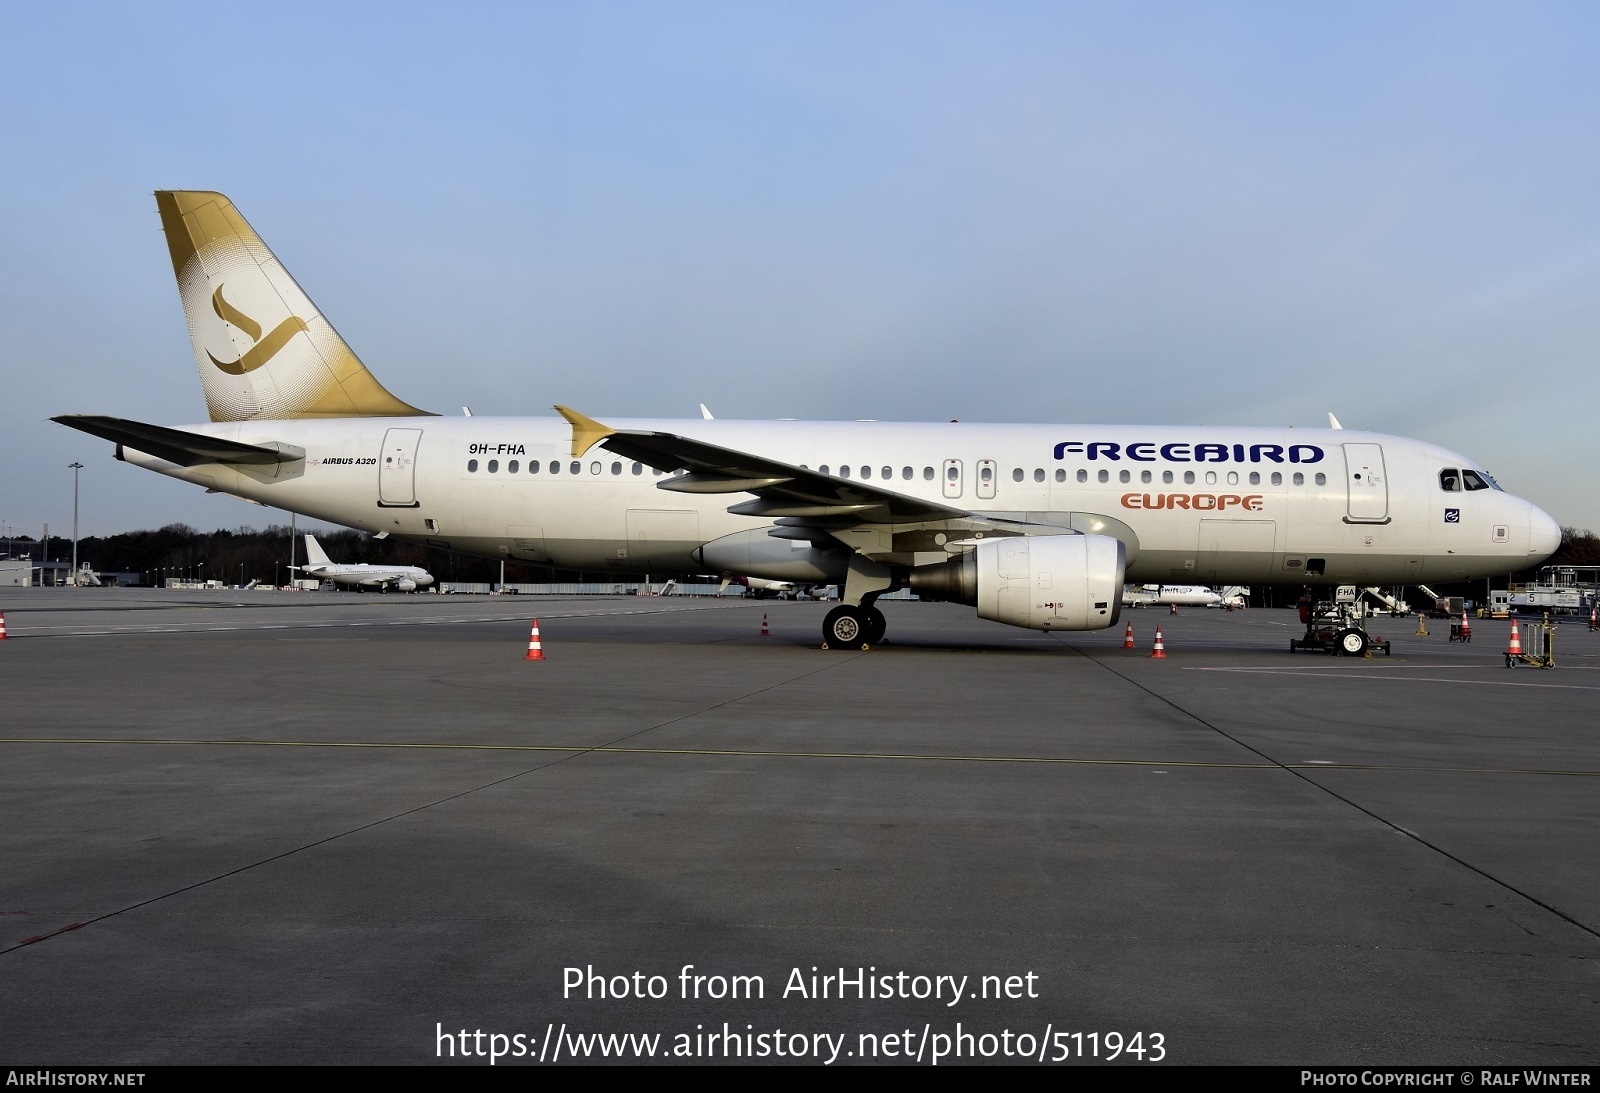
[554,405,615,458]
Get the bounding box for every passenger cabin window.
[1097,469,1109,483]
[1440,469,1461,492]
[840,466,851,479]
[1119,470,1130,483]
[902,467,912,480]
[632,463,642,475]
[1141,470,1152,484]
[550,460,560,474]
[611,462,622,475]
[1462,470,1491,491]
[1055,469,1066,483]
[1034,468,1045,483]
[923,467,934,481]
[508,460,519,473]
[882,466,893,480]
[467,459,479,472]
[819,465,830,475]
[1249,471,1260,485]
[529,460,541,473]
[861,466,872,480]
[570,461,580,474]
[1314,473,1326,486]
[1271,472,1282,486]
[1183,471,1195,484]
[1293,472,1304,486]
[1162,470,1174,484]
[1076,469,1088,483]
[487,460,499,473]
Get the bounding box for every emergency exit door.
[378,428,422,507]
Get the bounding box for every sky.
[2,1,1597,540]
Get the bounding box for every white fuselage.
[120,417,1559,587]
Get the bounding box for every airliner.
[1124,584,1235,608]
[54,191,1561,651]
[294,533,434,592]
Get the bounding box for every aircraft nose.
[1529,503,1562,562]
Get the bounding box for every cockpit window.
[1439,469,1461,492]
[1462,469,1491,491]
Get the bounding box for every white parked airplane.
[1124,584,1226,608]
[55,192,1561,651]
[1123,584,1250,608]
[293,533,434,592]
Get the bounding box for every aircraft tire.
[864,607,887,645]
[1334,628,1368,657]
[823,606,869,650]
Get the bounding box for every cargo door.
[626,509,700,567]
[1196,519,1276,581]
[378,428,422,507]
[507,525,549,563]
[1342,443,1388,523]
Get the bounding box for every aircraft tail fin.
[154,191,431,422]
[303,534,333,567]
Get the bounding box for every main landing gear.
[821,604,887,650]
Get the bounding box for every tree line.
[5,523,1597,591]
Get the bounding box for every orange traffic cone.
[0,610,8,640]
[1507,619,1522,657]
[760,613,770,637]
[1122,621,1135,649]
[523,619,545,661]
[1459,610,1471,642]
[1150,625,1167,658]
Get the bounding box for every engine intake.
[909,533,1125,631]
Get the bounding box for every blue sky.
[2,1,1597,539]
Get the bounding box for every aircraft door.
[942,459,963,499]
[1342,443,1388,523]
[976,458,997,500]
[378,428,422,507]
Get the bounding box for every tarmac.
[0,587,1596,1066]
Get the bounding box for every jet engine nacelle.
[909,533,1125,631]
[396,578,417,592]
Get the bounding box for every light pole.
[68,462,83,587]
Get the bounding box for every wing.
[557,405,968,524]
[553,407,1124,568]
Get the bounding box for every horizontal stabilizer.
[52,415,303,467]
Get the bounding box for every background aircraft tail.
[303,534,333,567]
[155,191,430,422]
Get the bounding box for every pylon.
[1122,621,1135,649]
[0,611,8,640]
[1415,615,1429,636]
[1150,625,1167,658]
[1507,619,1522,657]
[523,619,545,661]
[1459,610,1472,642]
[760,613,770,637]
